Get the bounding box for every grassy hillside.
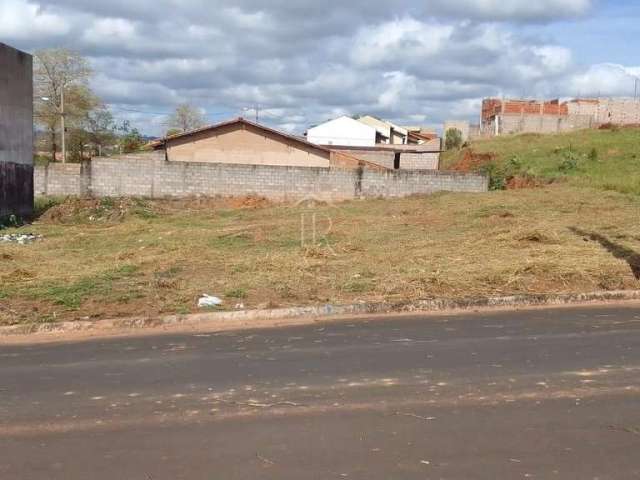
[442,127,640,194]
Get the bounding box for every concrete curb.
[3,290,640,337]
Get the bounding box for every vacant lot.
[2,186,640,325]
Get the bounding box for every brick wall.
[34,153,488,201]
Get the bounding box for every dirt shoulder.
[3,296,640,346]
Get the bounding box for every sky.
[2,0,640,136]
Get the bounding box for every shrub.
[445,128,463,151]
[559,150,579,172]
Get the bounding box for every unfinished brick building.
[481,97,640,136]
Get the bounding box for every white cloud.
[0,0,70,39]
[83,18,137,44]
[426,0,592,20]
[532,46,573,73]
[351,19,453,67]
[568,64,640,97]
[2,0,635,136]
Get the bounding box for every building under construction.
[481,97,640,136]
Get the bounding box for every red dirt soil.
[450,150,496,172]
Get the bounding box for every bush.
[480,163,507,190]
[445,128,463,151]
[34,196,64,217]
[558,149,579,173]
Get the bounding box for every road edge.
[3,289,640,338]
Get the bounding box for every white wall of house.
[306,116,377,147]
[357,116,408,144]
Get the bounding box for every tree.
[34,49,95,162]
[445,128,463,151]
[85,107,116,156]
[167,103,206,134]
[117,121,145,154]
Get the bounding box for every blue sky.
[529,1,639,66]
[2,0,639,135]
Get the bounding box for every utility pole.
[242,105,260,123]
[60,86,66,163]
[635,78,639,101]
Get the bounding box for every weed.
[100,197,116,208]
[225,288,248,299]
[342,279,374,293]
[34,196,65,218]
[209,233,253,248]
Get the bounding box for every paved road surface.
[1,306,640,479]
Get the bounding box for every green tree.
[117,121,145,154]
[445,128,463,151]
[85,107,116,156]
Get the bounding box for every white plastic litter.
[0,233,42,245]
[198,294,223,308]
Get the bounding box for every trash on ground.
[0,233,43,245]
[198,294,223,308]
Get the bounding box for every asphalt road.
[1,305,640,479]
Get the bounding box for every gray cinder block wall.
[0,43,33,218]
[34,153,488,200]
[334,149,440,171]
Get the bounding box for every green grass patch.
[28,264,140,309]
[225,288,248,299]
[442,127,640,195]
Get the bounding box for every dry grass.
[2,187,640,325]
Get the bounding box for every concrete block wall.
[596,99,640,125]
[34,153,488,201]
[498,113,593,135]
[34,163,85,196]
[400,153,439,170]
[335,150,395,169]
[360,170,487,198]
[334,149,440,171]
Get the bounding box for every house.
[406,128,438,144]
[306,115,416,147]
[305,114,442,170]
[332,140,442,171]
[0,43,33,219]
[356,115,409,145]
[151,117,385,170]
[305,116,377,147]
